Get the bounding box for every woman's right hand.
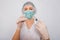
[16,16,27,30]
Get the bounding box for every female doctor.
[12,2,50,40]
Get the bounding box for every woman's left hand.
[35,20,50,40]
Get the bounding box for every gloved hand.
[16,16,27,30]
[35,20,49,40]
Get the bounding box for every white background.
[0,0,60,40]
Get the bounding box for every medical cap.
[22,1,36,13]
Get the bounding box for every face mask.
[24,10,35,19]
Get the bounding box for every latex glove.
[16,16,27,30]
[36,19,50,40]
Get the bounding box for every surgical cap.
[22,1,36,14]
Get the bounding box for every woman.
[12,2,50,40]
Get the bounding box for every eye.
[29,7,33,10]
[24,8,28,11]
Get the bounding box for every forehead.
[24,4,34,8]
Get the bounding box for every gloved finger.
[16,16,27,24]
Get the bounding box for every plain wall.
[0,0,60,40]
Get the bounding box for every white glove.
[16,16,27,29]
[35,19,49,39]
